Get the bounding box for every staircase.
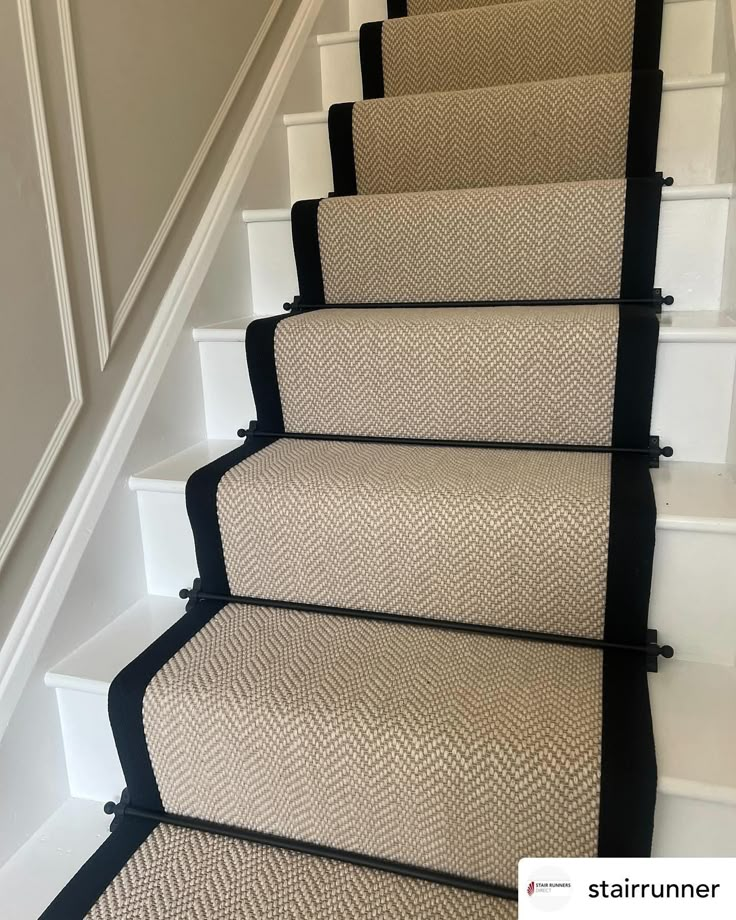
[2,0,735,916]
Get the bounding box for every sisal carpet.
[42,0,666,915]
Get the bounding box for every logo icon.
[522,864,573,912]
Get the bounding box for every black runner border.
[387,0,407,16]
[612,304,659,449]
[328,102,357,196]
[292,199,326,305]
[599,651,657,856]
[360,21,385,99]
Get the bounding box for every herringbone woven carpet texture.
[143,605,603,887]
[351,73,635,194]
[41,0,663,912]
[86,824,517,919]
[379,0,635,96]
[400,0,532,13]
[316,180,627,303]
[275,306,619,444]
[216,441,611,638]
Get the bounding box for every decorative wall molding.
[57,0,283,370]
[0,0,324,741]
[56,0,108,368]
[0,0,84,570]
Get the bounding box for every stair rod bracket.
[103,787,130,833]
[650,435,674,468]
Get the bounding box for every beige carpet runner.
[270,305,653,443]
[44,0,669,916]
[361,0,656,98]
[85,824,516,920]
[390,0,554,14]
[292,179,661,303]
[329,72,661,195]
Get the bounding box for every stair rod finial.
[647,630,676,673]
[103,789,130,832]
[236,420,259,440]
[179,578,202,612]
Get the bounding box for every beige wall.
[0,0,301,641]
[716,0,736,319]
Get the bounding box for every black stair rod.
[179,585,675,663]
[237,425,674,461]
[104,798,516,900]
[285,294,675,311]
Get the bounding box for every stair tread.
[139,602,617,882]
[127,439,736,533]
[359,1,659,100]
[349,0,695,25]
[45,595,183,693]
[0,798,110,920]
[240,185,735,218]
[43,821,516,920]
[318,30,718,51]
[283,74,726,126]
[128,439,239,492]
[44,595,736,805]
[197,310,736,343]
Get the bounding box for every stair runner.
[329,71,661,194]
[44,0,669,916]
[362,0,661,98]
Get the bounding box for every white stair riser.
[247,221,299,317]
[652,340,736,463]
[653,793,736,857]
[651,529,736,668]
[136,491,197,598]
[348,0,386,28]
[328,1,717,108]
[659,85,722,186]
[287,121,333,202]
[244,198,731,316]
[657,196,729,311]
[55,689,123,803]
[53,681,736,856]
[198,333,736,465]
[200,342,256,440]
[134,469,736,664]
[286,84,723,200]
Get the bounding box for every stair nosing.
[127,442,736,536]
[43,599,736,808]
[194,310,736,345]
[317,30,358,46]
[283,73,726,126]
[240,186,734,227]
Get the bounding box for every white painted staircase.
[2,0,735,915]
